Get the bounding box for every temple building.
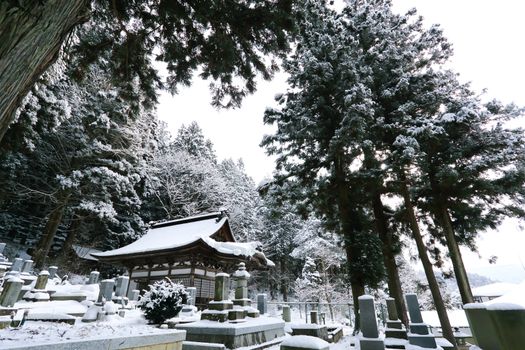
[92,212,272,306]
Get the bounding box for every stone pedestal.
[0,277,23,307]
[358,295,385,350]
[35,270,49,289]
[283,305,291,322]
[405,293,437,349]
[281,335,329,350]
[23,271,50,301]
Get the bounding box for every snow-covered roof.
[72,245,102,261]
[92,212,231,258]
[471,282,518,298]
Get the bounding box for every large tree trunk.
[437,204,474,305]
[33,195,70,268]
[280,257,288,302]
[427,166,474,305]
[371,192,409,326]
[334,152,366,334]
[399,170,457,349]
[0,0,90,142]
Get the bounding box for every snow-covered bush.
[137,278,188,324]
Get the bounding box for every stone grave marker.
[10,258,23,272]
[310,310,318,324]
[358,295,385,350]
[385,297,407,340]
[97,279,115,304]
[186,287,197,306]
[88,271,100,284]
[130,289,140,302]
[201,272,233,322]
[405,294,437,349]
[115,276,129,297]
[48,266,58,279]
[21,260,33,273]
[282,305,291,322]
[257,293,267,315]
[0,277,24,307]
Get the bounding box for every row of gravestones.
[359,293,445,350]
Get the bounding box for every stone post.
[405,294,424,323]
[186,287,197,306]
[21,259,33,273]
[358,295,385,350]
[115,276,129,297]
[10,258,23,272]
[34,270,49,289]
[282,305,291,322]
[310,310,318,324]
[97,279,115,304]
[0,277,24,307]
[0,242,5,255]
[48,266,58,279]
[385,297,408,339]
[386,298,398,321]
[257,293,267,315]
[214,273,230,301]
[130,289,140,302]
[88,271,100,285]
[405,293,437,348]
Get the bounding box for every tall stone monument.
[385,297,407,340]
[405,293,437,349]
[358,295,385,350]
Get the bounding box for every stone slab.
[291,324,328,340]
[281,335,329,350]
[408,333,437,348]
[175,317,284,349]
[4,331,186,350]
[183,341,226,350]
[358,338,385,350]
[386,320,403,330]
[409,323,430,335]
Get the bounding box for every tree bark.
[280,257,288,302]
[398,170,457,349]
[371,192,409,326]
[33,195,70,268]
[62,214,81,255]
[0,0,90,142]
[427,169,474,305]
[437,204,474,305]
[334,152,366,334]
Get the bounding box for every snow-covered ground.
[0,309,174,349]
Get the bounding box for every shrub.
[137,277,188,324]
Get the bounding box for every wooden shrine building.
[92,212,272,306]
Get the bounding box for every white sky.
[157,0,525,279]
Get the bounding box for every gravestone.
[48,266,58,279]
[385,297,407,340]
[21,260,33,273]
[88,271,100,284]
[0,277,24,307]
[282,305,291,322]
[310,310,318,324]
[358,295,385,350]
[215,273,230,301]
[97,279,115,304]
[114,276,129,297]
[0,243,5,256]
[130,289,140,302]
[257,293,267,315]
[201,272,233,322]
[34,270,49,289]
[10,258,23,272]
[186,287,197,306]
[405,294,437,349]
[232,263,251,307]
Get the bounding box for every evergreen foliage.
[137,277,188,324]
